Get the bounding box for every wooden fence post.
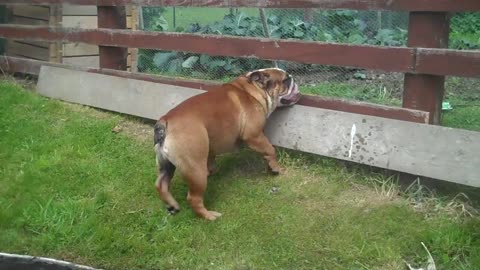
[403,12,450,124]
[97,6,127,70]
[49,4,62,64]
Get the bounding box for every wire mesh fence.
[138,8,408,79]
[0,5,477,129]
[0,6,477,109]
[137,8,479,111]
[137,8,418,106]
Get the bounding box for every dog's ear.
[248,71,264,83]
[248,71,271,88]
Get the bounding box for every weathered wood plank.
[0,25,415,73]
[0,56,430,123]
[2,25,479,77]
[62,15,132,29]
[62,4,132,15]
[299,95,429,123]
[11,16,49,25]
[12,5,49,20]
[6,40,50,60]
[8,40,49,48]
[3,0,480,12]
[402,12,450,125]
[62,4,97,15]
[415,48,480,78]
[62,15,97,28]
[63,43,99,56]
[36,66,480,187]
[62,55,99,67]
[5,52,45,61]
[264,103,480,187]
[37,65,204,119]
[97,6,128,70]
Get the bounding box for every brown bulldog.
[153,68,301,220]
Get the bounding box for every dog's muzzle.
[279,79,301,106]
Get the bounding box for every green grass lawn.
[160,7,259,30]
[1,79,480,269]
[301,83,402,107]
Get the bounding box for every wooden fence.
[1,0,479,124]
[0,0,479,187]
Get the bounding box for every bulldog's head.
[246,68,301,114]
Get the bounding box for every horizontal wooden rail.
[0,56,430,123]
[415,48,480,78]
[0,25,414,73]
[2,0,480,12]
[1,25,479,78]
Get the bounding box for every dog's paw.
[204,211,222,221]
[269,166,286,175]
[166,205,180,215]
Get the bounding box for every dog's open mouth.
[279,79,301,106]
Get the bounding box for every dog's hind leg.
[183,166,222,221]
[154,120,180,214]
[155,159,180,215]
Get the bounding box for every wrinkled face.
[246,68,301,111]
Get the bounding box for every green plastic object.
[442,101,453,111]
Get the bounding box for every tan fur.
[154,68,296,220]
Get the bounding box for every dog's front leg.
[245,133,284,174]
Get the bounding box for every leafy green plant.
[450,34,480,50]
[151,16,169,31]
[139,10,413,77]
[324,10,359,34]
[451,12,480,35]
[142,7,167,31]
[371,28,407,46]
[268,16,323,41]
[449,13,480,49]
[143,12,330,77]
[186,12,324,41]
[153,51,182,73]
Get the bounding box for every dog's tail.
[154,119,168,166]
[154,119,167,147]
[153,119,180,215]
